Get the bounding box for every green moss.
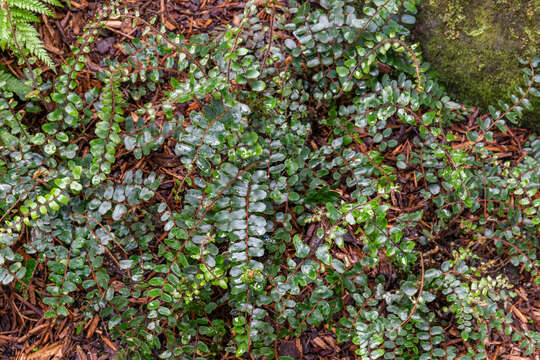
[417,0,539,130]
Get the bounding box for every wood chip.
[510,305,529,331]
[70,0,88,9]
[103,21,123,28]
[26,342,63,360]
[75,345,87,360]
[85,315,99,339]
[98,333,118,352]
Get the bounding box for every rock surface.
[416,0,539,130]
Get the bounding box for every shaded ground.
[0,1,539,359]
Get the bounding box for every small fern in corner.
[0,0,63,67]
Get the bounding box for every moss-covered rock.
[416,0,539,130]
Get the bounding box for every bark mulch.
[0,1,538,359]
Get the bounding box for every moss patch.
[416,0,539,130]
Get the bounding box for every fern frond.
[0,10,9,50]
[9,8,40,23]
[6,0,54,17]
[0,0,60,66]
[38,0,63,7]
[15,22,53,67]
[0,67,30,97]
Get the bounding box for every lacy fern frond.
[9,7,40,22]
[14,22,53,66]
[7,0,53,16]
[0,0,62,67]
[34,0,62,7]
